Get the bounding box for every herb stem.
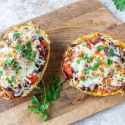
[57,78,67,87]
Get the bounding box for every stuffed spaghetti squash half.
[0,22,50,99]
[62,32,125,96]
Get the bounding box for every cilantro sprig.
[28,76,65,121]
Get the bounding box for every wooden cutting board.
[0,0,125,125]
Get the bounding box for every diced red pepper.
[68,56,73,61]
[40,40,47,50]
[27,74,38,84]
[64,62,72,76]
[87,43,92,49]
[100,88,104,95]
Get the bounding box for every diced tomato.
[64,62,72,76]
[68,56,73,61]
[87,43,92,49]
[40,40,47,50]
[100,88,104,95]
[27,74,38,84]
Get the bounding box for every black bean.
[39,36,44,41]
[81,86,86,91]
[70,44,78,47]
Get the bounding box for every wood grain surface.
[0,0,125,125]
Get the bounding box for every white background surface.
[0,0,125,125]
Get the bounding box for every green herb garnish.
[104,57,113,65]
[28,76,64,121]
[0,71,3,77]
[84,67,91,74]
[107,48,115,57]
[83,53,88,59]
[13,32,21,38]
[3,56,21,70]
[97,45,105,51]
[77,58,82,64]
[81,41,87,46]
[112,0,125,11]
[92,63,100,71]
[14,40,36,61]
[6,76,16,85]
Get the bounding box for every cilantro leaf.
[104,57,113,65]
[92,63,100,71]
[107,48,115,57]
[83,53,88,59]
[13,32,21,38]
[97,45,105,51]
[3,56,21,70]
[112,0,125,11]
[0,71,3,77]
[81,41,87,46]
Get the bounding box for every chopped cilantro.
[6,76,16,85]
[92,63,100,71]
[97,45,105,51]
[107,48,115,56]
[77,58,82,64]
[83,53,88,59]
[104,57,113,65]
[3,56,21,70]
[87,58,92,63]
[95,57,100,63]
[112,0,125,11]
[14,40,36,61]
[13,32,20,38]
[0,71,3,77]
[81,41,87,46]
[84,68,91,74]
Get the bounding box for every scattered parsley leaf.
[84,68,91,74]
[6,76,16,85]
[77,58,82,64]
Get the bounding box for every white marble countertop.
[0,0,125,125]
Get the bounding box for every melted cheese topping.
[0,22,48,97]
[63,33,125,93]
